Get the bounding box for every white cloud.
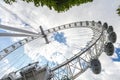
[23,28,93,64]
[0,0,120,79]
[75,53,120,80]
[0,58,17,78]
[3,58,9,64]
[0,66,16,78]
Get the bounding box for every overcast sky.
[0,0,120,80]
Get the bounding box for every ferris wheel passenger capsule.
[107,26,113,34]
[108,32,117,43]
[90,59,101,74]
[92,21,95,26]
[104,42,114,56]
[98,21,102,25]
[103,23,108,30]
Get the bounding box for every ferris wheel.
[0,20,117,80]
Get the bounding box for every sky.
[0,0,120,80]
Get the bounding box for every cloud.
[76,52,120,80]
[0,66,16,78]
[0,58,17,78]
[3,58,9,64]
[0,0,120,79]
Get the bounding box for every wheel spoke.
[0,24,38,35]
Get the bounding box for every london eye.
[0,20,117,80]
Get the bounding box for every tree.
[117,7,120,16]
[3,0,120,15]
[3,0,93,12]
